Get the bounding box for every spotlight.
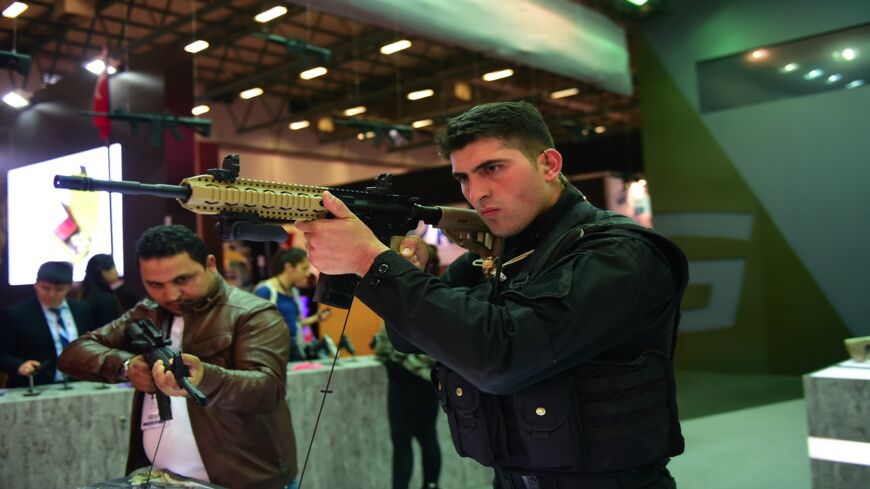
[85,59,107,75]
[255,6,287,23]
[483,69,514,82]
[594,125,606,134]
[300,66,327,80]
[184,40,209,54]
[3,89,29,108]
[407,89,434,101]
[550,87,579,99]
[2,2,27,18]
[343,106,366,117]
[240,87,263,99]
[380,40,412,55]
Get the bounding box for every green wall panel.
[636,37,850,374]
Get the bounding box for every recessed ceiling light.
[842,48,858,61]
[845,80,865,90]
[255,6,287,23]
[780,63,800,73]
[550,87,579,99]
[594,125,606,134]
[482,69,514,82]
[826,74,843,84]
[184,40,209,54]
[381,40,412,55]
[343,106,366,117]
[289,120,310,130]
[412,119,433,128]
[803,69,824,81]
[300,66,328,80]
[407,89,434,101]
[748,49,769,61]
[240,87,264,99]
[191,105,210,116]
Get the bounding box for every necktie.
[49,308,70,348]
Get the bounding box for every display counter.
[0,356,491,489]
[803,360,870,489]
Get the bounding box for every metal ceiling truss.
[0,0,638,148]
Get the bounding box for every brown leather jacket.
[59,276,297,489]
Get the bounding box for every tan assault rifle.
[54,154,499,309]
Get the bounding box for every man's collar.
[183,274,225,314]
[41,299,69,312]
[504,184,586,255]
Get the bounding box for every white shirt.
[141,315,209,482]
[41,300,79,381]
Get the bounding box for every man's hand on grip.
[152,353,203,397]
[398,236,429,271]
[296,191,389,276]
[126,355,156,393]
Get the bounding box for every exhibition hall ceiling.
[0,0,642,148]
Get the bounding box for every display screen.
[7,144,124,285]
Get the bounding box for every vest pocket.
[511,373,585,470]
[435,367,504,466]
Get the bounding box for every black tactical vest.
[432,218,688,473]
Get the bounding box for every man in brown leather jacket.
[59,224,297,489]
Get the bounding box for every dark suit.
[0,297,96,387]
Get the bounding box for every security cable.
[297,301,355,489]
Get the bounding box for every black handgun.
[126,319,208,421]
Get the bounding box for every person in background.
[297,101,688,489]
[373,243,442,489]
[58,224,297,488]
[75,253,136,326]
[254,248,331,361]
[0,261,96,387]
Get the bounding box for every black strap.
[577,359,667,394]
[581,383,668,417]
[585,409,672,443]
[495,461,671,489]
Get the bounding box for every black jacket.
[0,296,96,387]
[355,183,687,473]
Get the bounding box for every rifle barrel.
[54,175,191,201]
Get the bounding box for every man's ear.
[541,149,563,181]
[206,254,218,273]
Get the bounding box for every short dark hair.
[272,247,307,275]
[435,101,555,162]
[136,224,207,266]
[37,261,73,284]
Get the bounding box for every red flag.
[93,62,110,141]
